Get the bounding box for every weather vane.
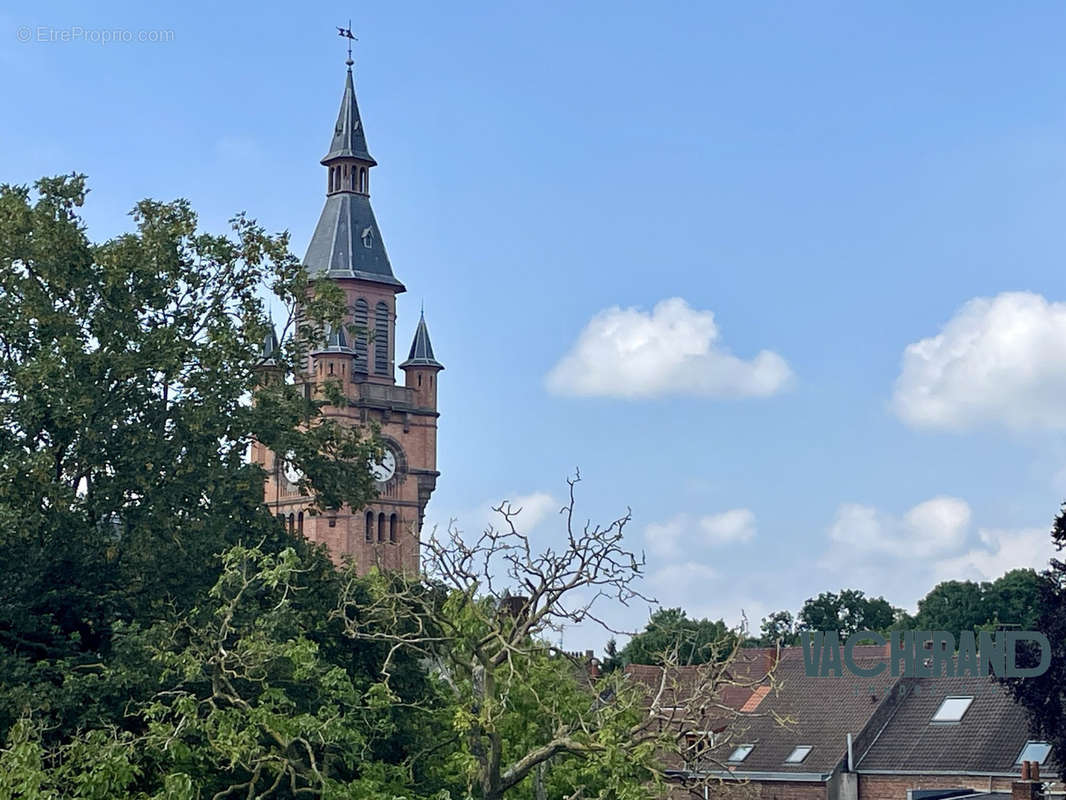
[337,21,357,67]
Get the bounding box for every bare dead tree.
[334,472,782,800]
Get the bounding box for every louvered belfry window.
[374,301,389,374]
[353,298,369,370]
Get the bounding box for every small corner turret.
[400,310,443,410]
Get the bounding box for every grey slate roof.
[854,674,1057,776]
[400,312,443,369]
[311,322,355,355]
[699,648,901,777]
[323,67,375,165]
[259,323,280,365]
[303,192,403,288]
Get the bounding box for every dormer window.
[684,731,717,755]
[361,226,374,249]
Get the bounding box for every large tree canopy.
[0,175,392,759]
[0,176,729,799]
[605,607,736,668]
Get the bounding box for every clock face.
[282,452,302,486]
[370,448,397,483]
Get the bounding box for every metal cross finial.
[337,21,357,67]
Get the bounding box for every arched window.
[288,513,295,533]
[297,512,304,535]
[389,513,397,543]
[350,168,356,191]
[359,168,367,192]
[353,299,369,370]
[374,302,389,374]
[365,511,374,543]
[377,512,386,543]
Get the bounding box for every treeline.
[604,569,1045,669]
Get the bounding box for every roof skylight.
[785,746,813,764]
[931,696,973,723]
[1016,741,1052,765]
[728,744,754,762]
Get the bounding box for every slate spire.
[322,65,376,165]
[400,310,444,370]
[303,62,404,289]
[257,320,280,368]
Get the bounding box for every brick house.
[627,646,1060,800]
[852,673,1060,800]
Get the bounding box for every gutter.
[666,769,831,783]
[856,770,1036,778]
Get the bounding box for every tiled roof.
[625,645,1057,783]
[625,647,898,777]
[702,648,901,776]
[854,674,1058,776]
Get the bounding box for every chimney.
[1012,761,1043,800]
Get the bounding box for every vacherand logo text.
[799,630,1051,678]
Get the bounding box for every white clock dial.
[370,448,396,483]
[282,451,302,486]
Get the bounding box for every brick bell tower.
[258,51,443,574]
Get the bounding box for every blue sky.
[3,1,1066,651]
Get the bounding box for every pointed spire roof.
[304,63,403,288]
[257,322,280,367]
[311,322,355,355]
[322,66,376,165]
[400,311,444,370]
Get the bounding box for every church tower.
[259,53,442,574]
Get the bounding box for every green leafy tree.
[0,175,383,750]
[0,542,446,798]
[999,509,1064,781]
[909,569,1044,634]
[756,610,797,646]
[796,589,898,636]
[612,608,736,667]
[981,568,1044,629]
[912,580,987,632]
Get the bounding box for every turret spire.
[400,310,444,370]
[323,24,375,166]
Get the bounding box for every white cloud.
[826,496,970,560]
[819,496,1057,613]
[501,491,559,530]
[546,298,793,399]
[426,491,559,541]
[644,516,687,558]
[701,508,757,545]
[933,527,1055,583]
[893,292,1066,430]
[644,509,756,557]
